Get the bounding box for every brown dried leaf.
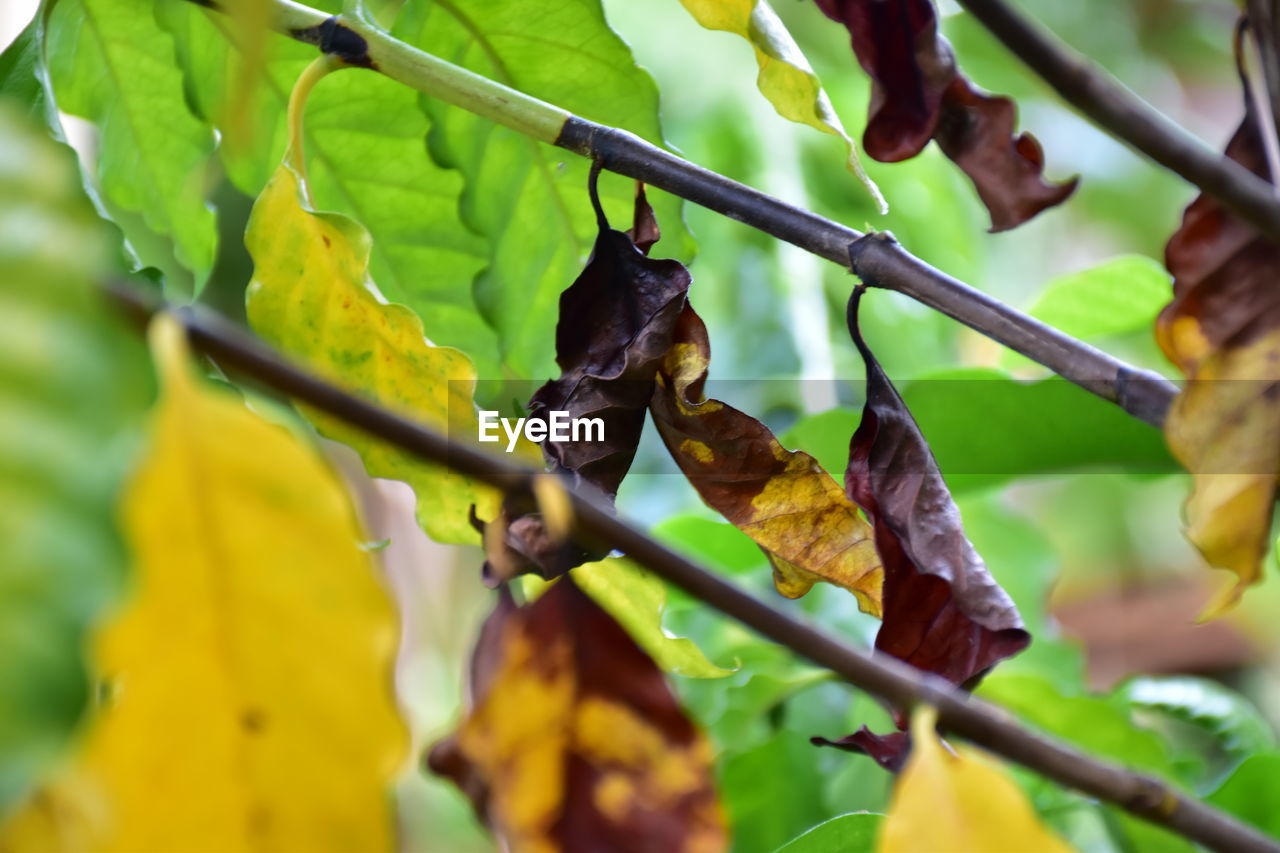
[818,286,1028,764]
[649,303,883,614]
[813,0,1075,230]
[1159,102,1280,618]
[427,580,726,853]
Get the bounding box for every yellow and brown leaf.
[1158,100,1280,617]
[649,303,883,614]
[428,578,726,852]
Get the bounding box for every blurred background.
[6,0,1277,850]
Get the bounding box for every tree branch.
[103,280,1277,853]
[185,0,1178,427]
[953,0,1280,241]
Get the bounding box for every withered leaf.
[818,286,1028,764]
[1159,97,1280,617]
[813,0,1076,230]
[649,302,883,614]
[530,177,691,501]
[427,579,726,853]
[482,180,691,583]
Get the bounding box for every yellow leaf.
[878,708,1075,853]
[1161,333,1280,619]
[245,59,500,544]
[678,0,885,212]
[2,315,408,851]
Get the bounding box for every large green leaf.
[44,0,217,291]
[782,369,1176,494]
[721,732,829,853]
[776,812,881,853]
[157,4,498,374]
[1025,255,1171,341]
[394,0,692,379]
[1207,753,1280,840]
[0,102,151,813]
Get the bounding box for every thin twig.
[102,281,1277,853]
[953,0,1280,241]
[183,0,1178,427]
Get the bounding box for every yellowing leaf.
[245,60,500,544]
[429,580,726,851]
[877,708,1075,853]
[678,0,885,211]
[1162,334,1280,619]
[1,316,408,851]
[651,304,883,615]
[1158,109,1280,618]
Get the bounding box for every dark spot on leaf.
[241,707,267,733]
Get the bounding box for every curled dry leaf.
[1159,98,1280,618]
[484,180,692,582]
[813,0,1076,230]
[530,178,691,502]
[650,303,883,614]
[427,578,726,852]
[817,286,1027,767]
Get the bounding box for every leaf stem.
[284,54,342,198]
[102,279,1280,853]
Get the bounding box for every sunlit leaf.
[571,559,732,678]
[676,0,884,211]
[1,315,407,851]
[394,0,693,378]
[813,0,1075,231]
[1158,100,1280,617]
[45,0,217,289]
[157,2,498,372]
[428,579,726,851]
[0,102,150,813]
[245,59,498,543]
[877,707,1074,853]
[1025,255,1172,341]
[651,303,882,613]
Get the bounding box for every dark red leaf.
[813,0,1076,230]
[814,285,1029,764]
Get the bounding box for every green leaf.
[0,102,151,811]
[569,558,732,678]
[653,515,770,577]
[721,732,829,853]
[393,0,692,378]
[1119,676,1277,787]
[1027,255,1171,341]
[675,0,883,211]
[776,813,882,853]
[782,369,1177,496]
[45,0,217,290]
[977,673,1179,781]
[1207,753,1280,840]
[157,4,499,373]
